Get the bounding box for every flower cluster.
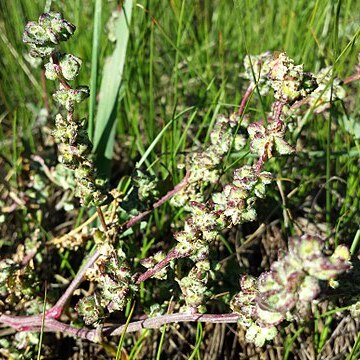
[173,166,268,255]
[172,160,274,311]
[230,235,352,347]
[0,259,39,306]
[307,66,346,113]
[132,169,160,203]
[267,53,317,104]
[178,256,211,313]
[53,113,109,206]
[242,51,345,114]
[23,12,110,206]
[242,51,273,95]
[22,12,75,57]
[171,114,246,209]
[247,118,294,169]
[76,243,137,324]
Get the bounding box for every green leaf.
[93,1,133,177]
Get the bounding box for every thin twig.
[46,248,101,319]
[135,249,186,284]
[46,175,190,317]
[104,313,239,335]
[121,171,190,230]
[237,84,254,116]
[0,312,239,342]
[342,71,360,85]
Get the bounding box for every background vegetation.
[0,0,359,358]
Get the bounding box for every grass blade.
[88,0,102,141]
[115,301,135,360]
[93,0,133,177]
[36,284,47,360]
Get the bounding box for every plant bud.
[45,53,82,81]
[39,12,76,42]
[72,86,90,103]
[75,295,104,325]
[22,22,49,46]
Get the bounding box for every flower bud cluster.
[267,53,317,104]
[247,119,294,161]
[76,244,137,324]
[53,85,90,113]
[116,169,160,226]
[174,164,273,257]
[243,51,345,113]
[132,169,160,202]
[0,259,39,307]
[307,67,346,113]
[178,247,211,313]
[171,114,246,208]
[23,13,110,207]
[172,163,273,310]
[53,114,108,206]
[22,12,75,57]
[45,53,82,81]
[230,235,352,347]
[0,332,39,359]
[242,51,273,95]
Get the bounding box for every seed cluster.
[230,235,351,346]
[23,12,110,206]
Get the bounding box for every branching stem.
[0,312,239,342]
[121,171,190,230]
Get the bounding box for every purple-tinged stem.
[121,171,190,230]
[135,249,186,284]
[51,52,71,90]
[46,248,101,319]
[343,71,360,85]
[0,312,239,342]
[238,84,254,116]
[21,246,40,266]
[0,315,96,342]
[105,312,239,336]
[273,101,285,122]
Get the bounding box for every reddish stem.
[343,71,360,85]
[44,175,190,319]
[238,84,254,116]
[47,248,101,319]
[104,312,239,335]
[40,68,49,112]
[273,101,284,122]
[121,171,190,230]
[135,249,186,284]
[51,53,71,90]
[0,312,239,342]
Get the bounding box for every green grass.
[1,0,360,358]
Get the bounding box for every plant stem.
[135,249,186,284]
[273,101,285,122]
[33,175,190,319]
[120,171,190,230]
[46,248,101,319]
[343,71,360,84]
[0,312,239,342]
[238,84,254,116]
[104,313,239,336]
[96,206,109,233]
[51,52,71,90]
